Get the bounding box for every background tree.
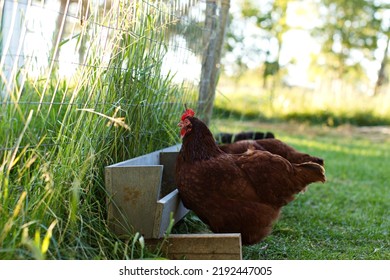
[224,0,289,87]
[312,0,388,91]
[373,2,390,95]
[374,34,389,95]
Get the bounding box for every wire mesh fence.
[0,0,229,154]
[0,0,230,259]
[2,0,205,84]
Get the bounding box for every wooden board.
[148,233,242,260]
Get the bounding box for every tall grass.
[0,1,196,259]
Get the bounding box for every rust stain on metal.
[123,187,142,204]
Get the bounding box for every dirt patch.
[353,126,390,142]
[333,124,390,143]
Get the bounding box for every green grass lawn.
[174,119,390,260]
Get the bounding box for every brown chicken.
[219,139,324,166]
[175,108,326,245]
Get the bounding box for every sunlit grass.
[217,119,390,259]
[215,72,390,126]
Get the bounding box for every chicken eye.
[184,118,191,127]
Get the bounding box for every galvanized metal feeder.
[105,144,242,260]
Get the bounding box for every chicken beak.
[178,121,184,128]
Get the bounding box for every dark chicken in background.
[215,131,275,144]
[175,108,326,245]
[219,139,324,166]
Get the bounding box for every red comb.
[181,108,195,121]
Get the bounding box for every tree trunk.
[373,35,389,96]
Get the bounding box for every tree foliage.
[312,0,388,82]
[224,0,389,90]
[225,0,289,85]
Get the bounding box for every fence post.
[198,0,230,125]
[0,0,28,98]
